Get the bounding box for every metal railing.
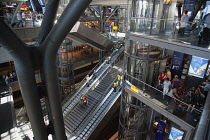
[70,76,119,136]
[62,46,124,114]
[62,47,124,108]
[124,73,202,126]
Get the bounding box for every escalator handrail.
[70,76,119,139]
[62,46,124,111]
[82,87,122,139]
[62,51,111,107]
[71,49,124,135]
[62,46,124,117]
[79,16,100,31]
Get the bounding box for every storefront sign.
[188,56,209,78]
[168,127,184,140]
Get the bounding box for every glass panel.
[125,73,202,128]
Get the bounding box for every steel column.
[193,90,210,140]
[11,2,23,24]
[0,19,48,140]
[105,6,119,23]
[40,0,92,139]
[37,0,60,44]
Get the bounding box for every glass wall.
[57,38,75,100]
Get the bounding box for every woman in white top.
[163,78,171,99]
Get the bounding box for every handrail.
[85,87,122,139]
[62,46,124,114]
[131,17,202,24]
[79,16,100,31]
[71,49,123,132]
[62,49,112,107]
[62,45,124,106]
[71,76,118,135]
[72,76,119,138]
[125,73,202,114]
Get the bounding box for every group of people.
[12,11,36,28]
[0,71,17,86]
[157,68,210,115]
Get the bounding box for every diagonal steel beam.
[105,6,119,23]
[88,6,100,21]
[0,18,48,140]
[40,0,92,139]
[37,0,60,45]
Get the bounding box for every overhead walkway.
[62,47,124,139]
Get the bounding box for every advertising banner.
[168,127,184,140]
[188,56,209,78]
[183,0,196,12]
[171,51,184,77]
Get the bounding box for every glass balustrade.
[129,17,210,49]
[125,73,203,128]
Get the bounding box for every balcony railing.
[129,17,210,49]
[124,73,202,129]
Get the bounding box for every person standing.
[187,91,200,112]
[80,95,84,104]
[86,75,90,87]
[17,11,23,27]
[199,79,210,99]
[178,10,189,35]
[22,11,26,27]
[171,75,182,88]
[117,74,121,86]
[162,78,171,99]
[92,70,97,80]
[158,71,166,84]
[166,69,171,81]
[83,96,88,106]
[113,81,117,92]
[5,76,9,87]
[32,12,36,27]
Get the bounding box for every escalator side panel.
[68,22,114,51]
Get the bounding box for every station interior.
[0,0,210,140]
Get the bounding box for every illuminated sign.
[125,80,145,96]
[168,127,184,140]
[188,56,208,78]
[112,26,118,30]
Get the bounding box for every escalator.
[62,47,124,139]
[30,0,43,13]
[67,22,114,51]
